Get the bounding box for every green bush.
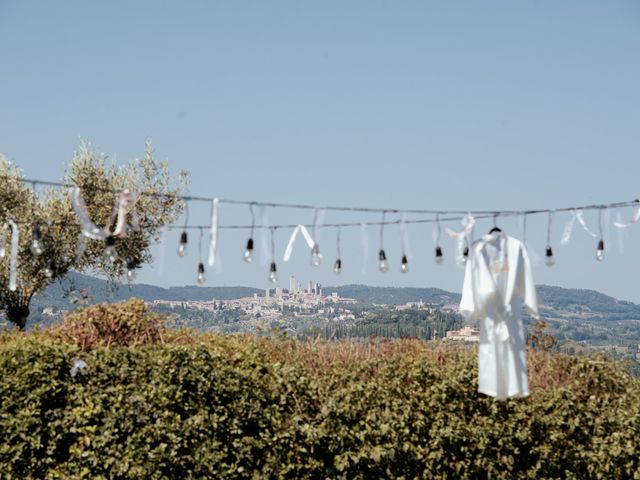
[0,309,639,478]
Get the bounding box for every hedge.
[0,301,639,479]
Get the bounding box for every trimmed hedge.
[1,302,639,478]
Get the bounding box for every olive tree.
[0,140,188,328]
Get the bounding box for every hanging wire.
[1,174,639,232]
[379,210,386,249]
[312,209,319,240]
[2,174,636,215]
[400,213,407,256]
[198,227,204,261]
[182,199,190,229]
[249,202,256,238]
[546,211,554,246]
[336,226,341,259]
[598,207,604,239]
[270,227,276,262]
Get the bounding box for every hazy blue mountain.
[323,285,460,306]
[29,272,640,323]
[30,271,262,311]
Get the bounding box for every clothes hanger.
[488,214,502,234]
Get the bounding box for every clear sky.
[1,1,639,301]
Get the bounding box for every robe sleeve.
[518,245,539,319]
[459,256,477,319]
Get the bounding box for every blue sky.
[1,1,639,301]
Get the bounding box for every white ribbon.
[560,211,577,245]
[561,209,597,245]
[445,213,475,239]
[613,201,640,228]
[74,233,87,262]
[1,221,19,291]
[207,198,220,267]
[113,190,130,237]
[575,209,598,238]
[69,187,108,240]
[283,224,315,262]
[112,190,140,237]
[0,224,7,259]
[446,214,474,267]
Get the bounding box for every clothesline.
[5,175,640,231]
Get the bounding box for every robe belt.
[489,300,513,343]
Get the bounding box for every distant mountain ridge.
[30,272,640,321]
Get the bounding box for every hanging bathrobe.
[460,232,538,400]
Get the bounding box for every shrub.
[45,299,166,351]
[0,302,639,478]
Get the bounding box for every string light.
[400,254,409,273]
[311,243,322,267]
[378,211,389,273]
[103,235,117,264]
[310,210,322,267]
[435,213,444,264]
[596,208,605,262]
[333,227,342,275]
[545,211,555,267]
[197,262,206,285]
[197,228,206,285]
[178,231,188,257]
[2,175,639,280]
[596,240,605,262]
[399,215,409,273]
[178,201,189,257]
[30,226,43,256]
[269,227,278,283]
[44,259,54,278]
[125,260,137,283]
[243,203,255,263]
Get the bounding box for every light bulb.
[333,258,342,275]
[30,226,43,256]
[310,243,322,267]
[0,246,5,258]
[243,238,254,263]
[103,236,117,264]
[596,239,605,262]
[378,249,389,273]
[545,246,555,267]
[44,259,54,278]
[400,254,409,273]
[435,246,444,264]
[462,246,469,263]
[197,262,206,285]
[269,261,278,283]
[126,261,137,283]
[178,231,188,257]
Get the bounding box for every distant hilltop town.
[148,274,470,334]
[151,274,361,322]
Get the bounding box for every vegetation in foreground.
[1,300,639,479]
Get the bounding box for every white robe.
[460,232,539,400]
